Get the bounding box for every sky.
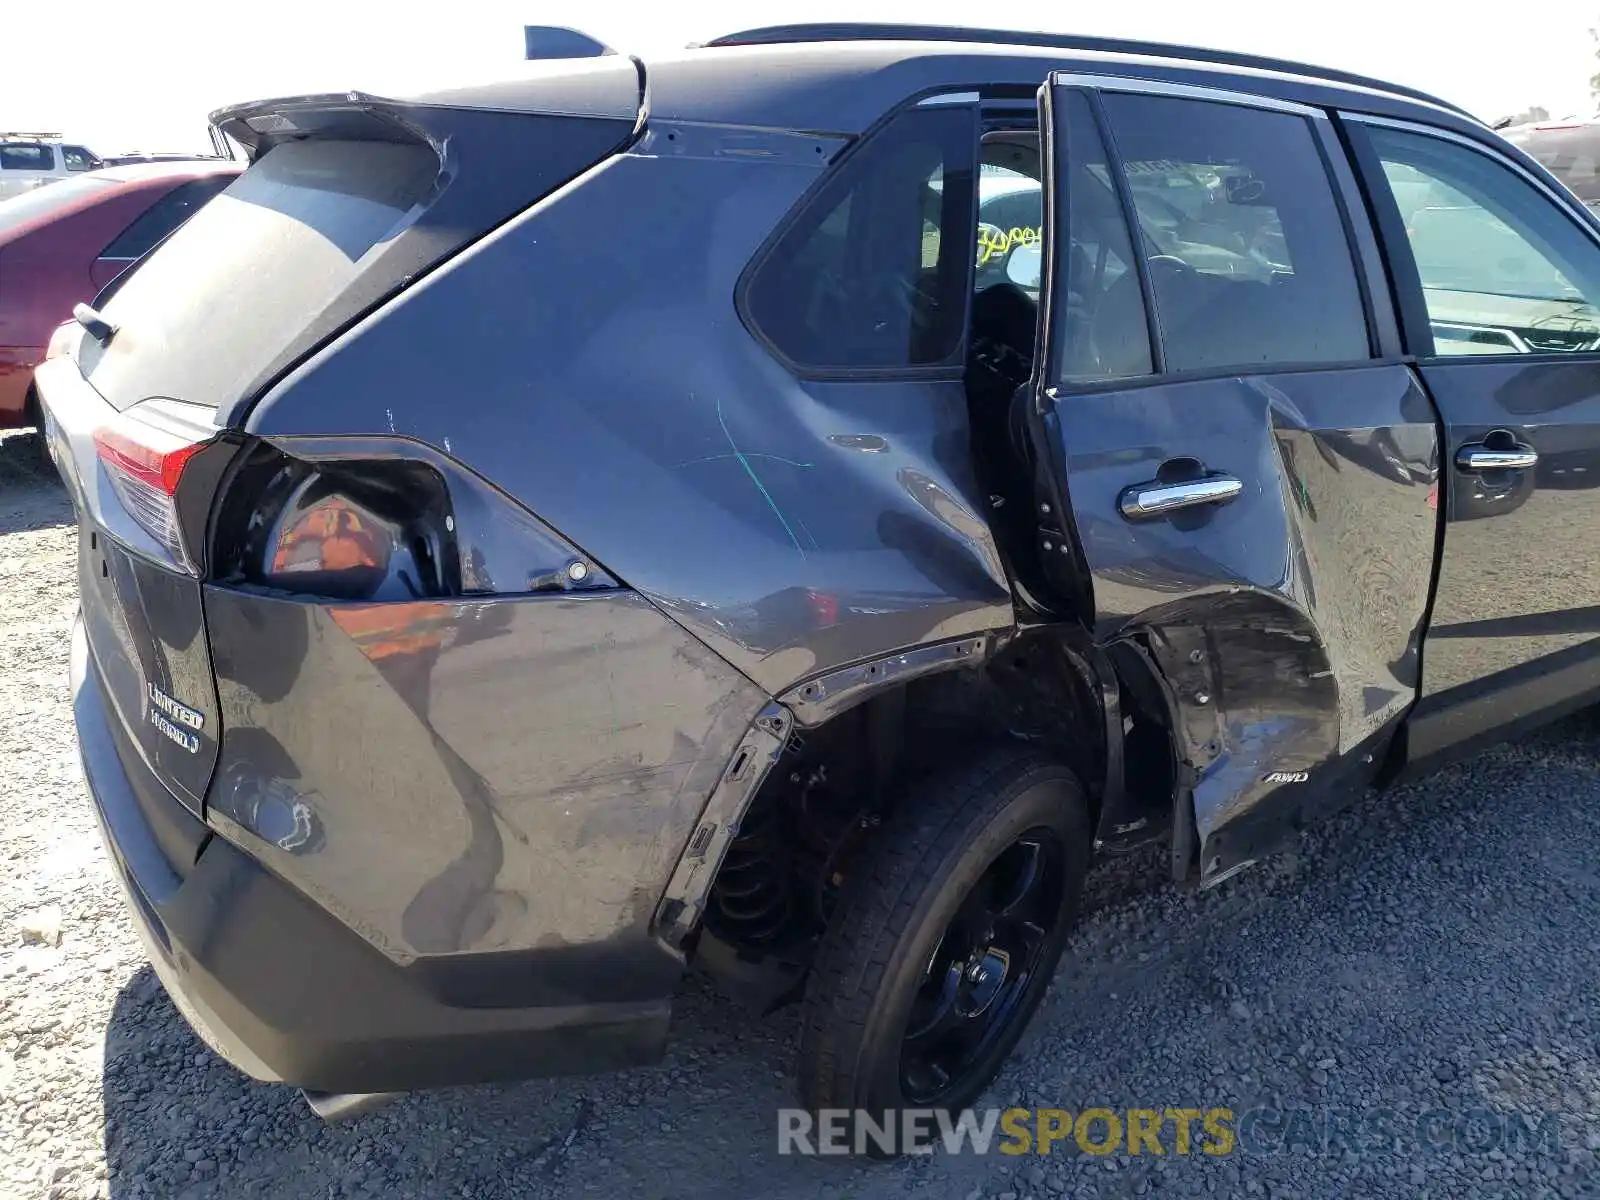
[3,2,1598,155]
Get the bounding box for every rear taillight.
[211,437,616,601]
[94,426,214,571]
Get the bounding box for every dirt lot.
[3,427,1600,1199]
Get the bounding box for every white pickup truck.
[0,136,102,200]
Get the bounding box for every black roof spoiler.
[702,23,1474,121]
[208,93,438,161]
[525,25,615,60]
[209,56,643,163]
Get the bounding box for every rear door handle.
[1118,475,1243,521]
[1456,439,1537,472]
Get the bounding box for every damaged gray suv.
[40,22,1600,1130]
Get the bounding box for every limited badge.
[147,681,203,753]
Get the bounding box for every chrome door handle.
[1456,444,1538,472]
[1119,475,1243,521]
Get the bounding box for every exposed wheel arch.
[660,626,1147,1009]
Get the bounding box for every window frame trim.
[1047,71,1326,119]
[733,94,983,382]
[1040,72,1383,395]
[1341,110,1600,365]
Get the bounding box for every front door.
[1341,116,1600,766]
[1031,76,1440,881]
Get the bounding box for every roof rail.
[524,25,615,60]
[0,130,64,141]
[703,24,1472,120]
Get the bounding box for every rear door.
[1031,76,1441,882]
[1343,116,1600,764]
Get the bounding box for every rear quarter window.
[742,105,978,373]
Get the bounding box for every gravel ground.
[3,425,1600,1199]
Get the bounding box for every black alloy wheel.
[798,746,1091,1140]
[899,826,1067,1104]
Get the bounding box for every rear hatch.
[38,62,643,814]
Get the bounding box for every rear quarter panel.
[203,587,765,1001]
[244,127,1015,695]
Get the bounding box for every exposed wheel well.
[688,627,1176,1008]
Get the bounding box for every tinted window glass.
[0,144,53,171]
[1054,93,1152,380]
[92,140,438,411]
[61,145,98,172]
[1099,94,1370,371]
[745,106,977,371]
[1369,126,1600,356]
[100,176,232,260]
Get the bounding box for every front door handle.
[1455,437,1537,473]
[1119,474,1243,521]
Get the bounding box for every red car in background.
[0,160,240,429]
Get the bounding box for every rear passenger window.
[1366,126,1600,356]
[1097,94,1370,372]
[744,106,977,372]
[0,144,53,171]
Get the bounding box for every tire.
[19,389,56,479]
[797,744,1091,1134]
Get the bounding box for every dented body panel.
[202,586,765,1001]
[242,139,1016,698]
[1047,367,1439,879]
[49,25,1600,1107]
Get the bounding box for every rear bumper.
[72,615,672,1093]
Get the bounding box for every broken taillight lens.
[94,427,213,570]
[210,437,617,601]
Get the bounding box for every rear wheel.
[797,745,1090,1134]
[19,388,55,477]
